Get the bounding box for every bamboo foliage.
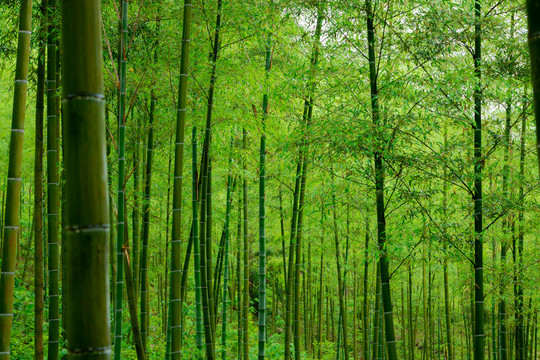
[0,0,32,358]
[61,0,111,358]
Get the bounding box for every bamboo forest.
[4,0,540,359]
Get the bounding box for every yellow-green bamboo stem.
[0,0,32,358]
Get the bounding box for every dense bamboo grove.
[2,0,540,359]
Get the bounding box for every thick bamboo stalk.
[61,0,111,358]
[0,0,32,357]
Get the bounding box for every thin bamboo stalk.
[46,0,60,357]
[140,93,155,354]
[113,0,129,357]
[169,0,193,354]
[242,128,249,360]
[258,33,272,360]
[33,1,47,358]
[193,127,204,357]
[221,144,234,360]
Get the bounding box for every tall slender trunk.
[242,128,250,360]
[221,145,234,359]
[472,1,485,359]
[199,144,214,358]
[498,95,511,360]
[365,0,398,358]
[516,96,527,360]
[114,1,129,357]
[237,184,243,360]
[124,249,146,360]
[197,4,224,357]
[294,159,307,360]
[62,1,111,358]
[318,202,325,360]
[193,128,204,357]
[333,192,349,360]
[258,34,272,360]
[408,265,414,360]
[363,217,370,360]
[34,1,47,358]
[133,115,141,295]
[284,161,301,360]
[372,264,381,360]
[443,124,453,360]
[140,93,155,354]
[46,0,60,357]
[169,0,193,355]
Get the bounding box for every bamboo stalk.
[221,143,234,359]
[193,127,204,357]
[242,128,249,360]
[169,0,193,353]
[46,0,60,357]
[124,250,146,360]
[33,1,47,358]
[113,0,129,357]
[0,0,33,357]
[258,33,272,360]
[62,0,111,358]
